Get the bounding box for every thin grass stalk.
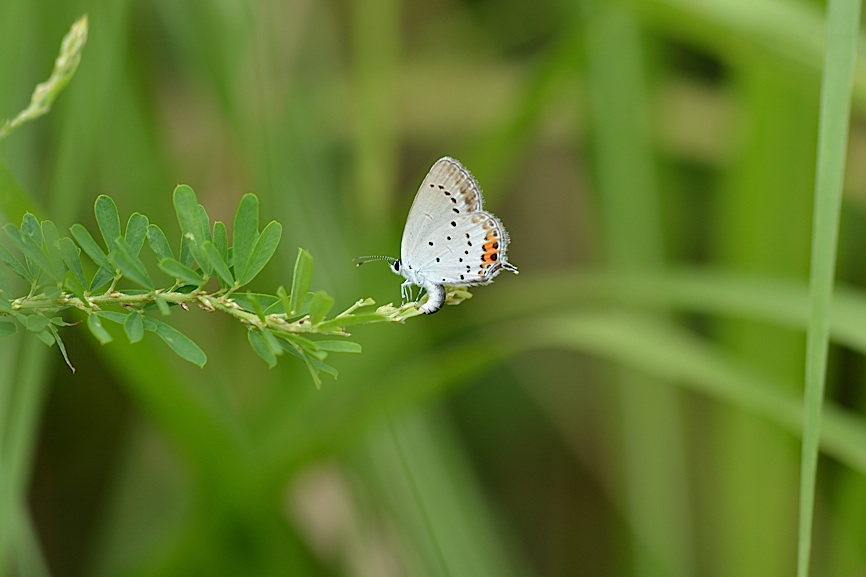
[799,0,862,575]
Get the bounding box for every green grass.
[800,0,862,575]
[2,0,866,576]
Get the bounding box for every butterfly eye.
[392,260,401,273]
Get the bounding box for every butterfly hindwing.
[406,210,511,286]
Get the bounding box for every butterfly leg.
[400,280,413,304]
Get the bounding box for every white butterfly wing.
[400,157,483,263]
[405,211,512,286]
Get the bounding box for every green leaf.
[175,185,202,225]
[315,340,362,353]
[196,204,213,245]
[97,311,128,324]
[143,316,206,367]
[95,195,121,252]
[123,312,144,343]
[154,295,171,316]
[70,223,113,272]
[20,213,43,248]
[240,221,282,286]
[90,268,113,292]
[0,294,12,313]
[5,221,56,283]
[261,328,284,357]
[274,285,290,312]
[277,331,319,354]
[63,272,86,302]
[179,235,195,268]
[307,290,334,324]
[316,312,392,331]
[159,258,205,286]
[213,221,228,264]
[203,241,234,288]
[146,224,174,262]
[44,285,61,300]
[112,237,154,289]
[23,314,49,332]
[232,194,259,284]
[302,354,323,388]
[87,313,113,344]
[0,320,18,337]
[125,212,149,255]
[48,325,75,372]
[0,241,31,282]
[33,328,54,346]
[59,236,88,288]
[246,292,267,322]
[247,329,277,368]
[274,338,305,360]
[173,185,210,274]
[289,248,312,314]
[40,220,67,281]
[309,356,338,379]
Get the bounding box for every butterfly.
[356,157,518,314]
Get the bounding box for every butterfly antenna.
[353,255,397,267]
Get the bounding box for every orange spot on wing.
[481,236,501,264]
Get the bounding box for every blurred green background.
[2,0,866,575]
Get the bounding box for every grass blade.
[798,1,862,576]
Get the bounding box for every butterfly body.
[388,157,517,314]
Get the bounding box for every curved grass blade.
[797,1,862,575]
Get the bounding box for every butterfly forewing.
[401,157,484,262]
